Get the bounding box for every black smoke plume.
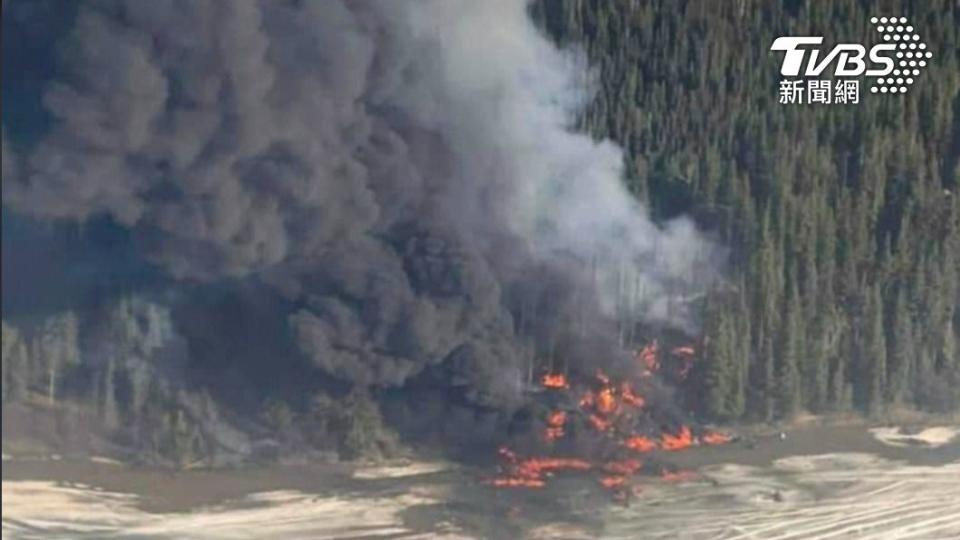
[3,0,719,422]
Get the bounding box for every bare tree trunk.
[48,361,57,407]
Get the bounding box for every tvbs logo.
[771,37,896,77]
[771,16,933,103]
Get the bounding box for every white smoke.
[384,0,719,325]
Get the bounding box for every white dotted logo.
[870,16,933,94]
[771,17,934,105]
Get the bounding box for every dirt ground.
[3,422,959,539]
[4,422,957,511]
[662,422,960,469]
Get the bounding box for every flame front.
[624,435,657,453]
[544,410,567,442]
[701,431,732,445]
[660,425,694,451]
[621,382,646,408]
[488,448,593,488]
[541,372,569,389]
[637,340,659,375]
[489,342,732,497]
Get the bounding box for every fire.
[489,350,735,497]
[623,435,657,453]
[541,372,569,389]
[488,449,592,488]
[578,370,639,431]
[700,431,732,445]
[660,425,694,451]
[544,427,564,441]
[547,410,566,426]
[518,457,592,474]
[599,475,627,488]
[588,413,612,432]
[544,410,567,442]
[596,387,617,414]
[620,382,646,408]
[599,459,642,491]
[637,340,659,374]
[579,391,594,408]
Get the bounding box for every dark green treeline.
[534,0,960,419]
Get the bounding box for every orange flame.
[545,427,564,441]
[541,372,569,389]
[579,391,594,408]
[700,431,731,445]
[603,459,643,475]
[488,450,592,488]
[518,457,591,474]
[588,414,611,432]
[544,410,567,442]
[596,387,617,414]
[623,435,657,453]
[621,382,646,408]
[637,341,659,374]
[492,354,735,495]
[599,475,627,488]
[660,425,694,451]
[509,457,591,482]
[498,446,518,462]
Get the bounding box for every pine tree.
[777,283,803,419]
[862,284,887,416]
[701,301,737,420]
[887,287,914,405]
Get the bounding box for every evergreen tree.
[862,285,888,416]
[887,287,914,405]
[777,283,803,418]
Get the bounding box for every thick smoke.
[3,0,718,408]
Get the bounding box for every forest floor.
[3,420,959,539]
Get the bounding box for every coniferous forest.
[534,0,960,419]
[2,1,958,469]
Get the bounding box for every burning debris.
[660,426,694,451]
[544,411,567,442]
[540,373,570,390]
[488,342,732,498]
[488,447,591,489]
[637,341,660,376]
[701,431,733,446]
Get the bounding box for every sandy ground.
[869,426,959,448]
[3,423,959,539]
[1,481,468,540]
[601,454,960,539]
